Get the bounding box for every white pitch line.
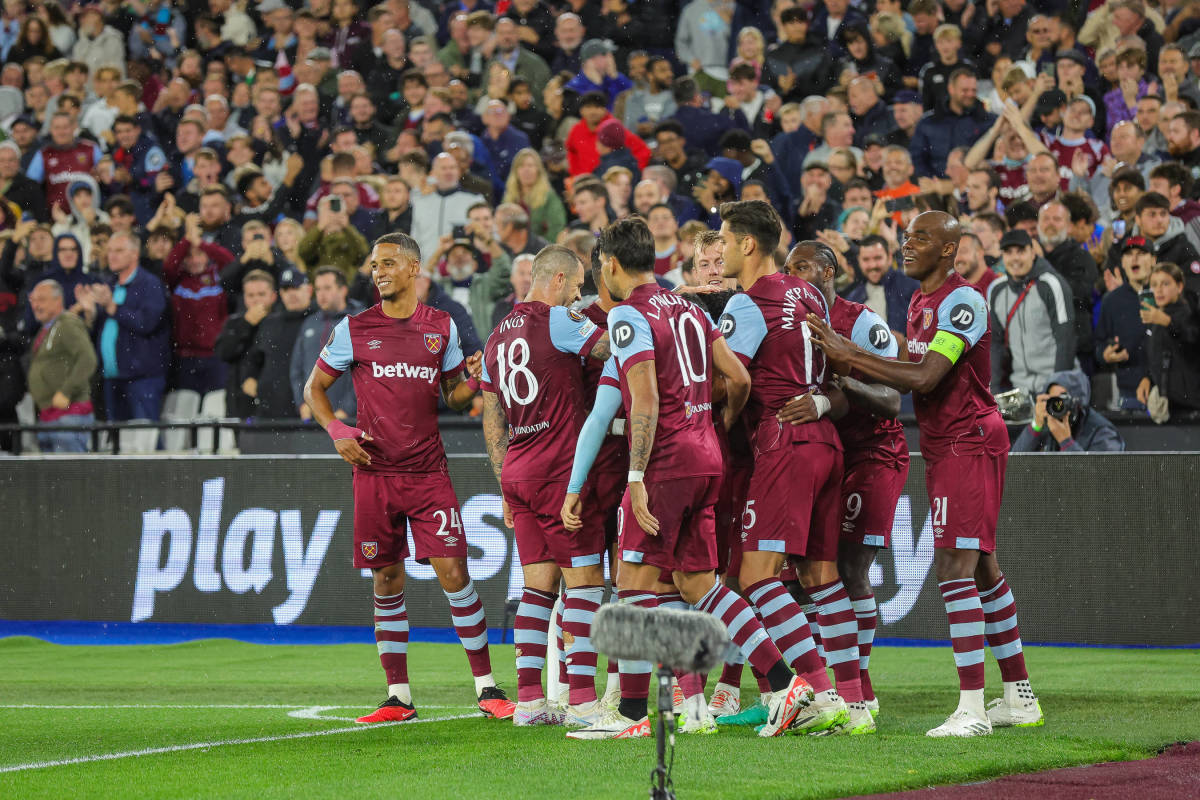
[0,713,480,774]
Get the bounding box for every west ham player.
[807,211,1043,737]
[783,241,909,720]
[480,245,611,729]
[304,232,516,724]
[562,217,814,740]
[579,246,628,711]
[717,202,871,736]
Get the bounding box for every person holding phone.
[1137,262,1200,417]
[1095,235,1157,410]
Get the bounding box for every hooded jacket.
[1011,369,1125,452]
[49,178,108,264]
[987,257,1076,394]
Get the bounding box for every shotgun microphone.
[592,603,728,674]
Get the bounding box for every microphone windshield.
[593,603,729,673]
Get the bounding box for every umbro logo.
[368,339,382,350]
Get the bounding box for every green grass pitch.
[1,637,1197,799]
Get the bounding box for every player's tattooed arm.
[441,351,484,410]
[588,332,611,362]
[481,390,508,484]
[806,314,954,395]
[624,360,659,474]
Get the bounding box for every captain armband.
[928,330,965,364]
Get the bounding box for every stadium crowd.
[2,0,1200,453]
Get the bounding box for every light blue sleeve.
[318,317,353,372]
[849,308,898,358]
[718,292,767,359]
[567,381,623,494]
[549,305,601,355]
[936,286,989,348]
[26,151,43,183]
[442,318,465,373]
[607,305,653,368]
[91,143,104,163]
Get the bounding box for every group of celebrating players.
[304,202,1046,740]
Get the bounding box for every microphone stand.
[651,664,676,800]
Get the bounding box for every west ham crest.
[424,333,443,354]
[361,541,378,559]
[922,308,934,330]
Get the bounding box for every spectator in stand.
[566,91,650,177]
[490,251,535,330]
[1139,262,1200,417]
[214,269,277,419]
[495,202,547,257]
[502,147,567,242]
[1096,235,1157,411]
[623,56,678,140]
[845,233,918,337]
[565,39,632,110]
[1013,370,1125,451]
[480,99,531,183]
[647,203,683,280]
[292,266,360,422]
[429,229,512,335]
[763,8,833,103]
[674,0,731,94]
[1102,47,1155,138]
[1038,200,1099,372]
[0,141,48,222]
[987,228,1076,394]
[667,76,743,159]
[299,191,370,286]
[954,231,999,293]
[910,68,996,178]
[26,279,97,453]
[27,111,103,216]
[594,119,641,181]
[1133,192,1200,285]
[366,175,414,241]
[76,230,170,422]
[243,267,314,418]
[409,151,486,269]
[920,24,975,112]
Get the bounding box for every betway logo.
[372,361,438,383]
[132,478,338,624]
[908,340,929,356]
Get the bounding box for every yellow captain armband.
[928,330,966,364]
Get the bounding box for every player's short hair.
[597,217,655,274]
[313,265,348,288]
[243,268,276,290]
[373,231,422,264]
[797,239,840,273]
[531,244,583,285]
[719,200,782,256]
[693,228,721,255]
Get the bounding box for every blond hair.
[502,147,551,210]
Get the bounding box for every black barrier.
[0,455,1196,646]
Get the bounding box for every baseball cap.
[892,89,922,105]
[279,268,309,288]
[1054,49,1089,68]
[999,229,1033,250]
[580,39,615,61]
[306,47,332,63]
[1123,235,1156,255]
[256,0,290,13]
[1069,94,1096,116]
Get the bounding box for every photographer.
[298,190,370,285]
[1013,370,1125,452]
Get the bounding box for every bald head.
[902,210,962,280]
[531,243,586,306]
